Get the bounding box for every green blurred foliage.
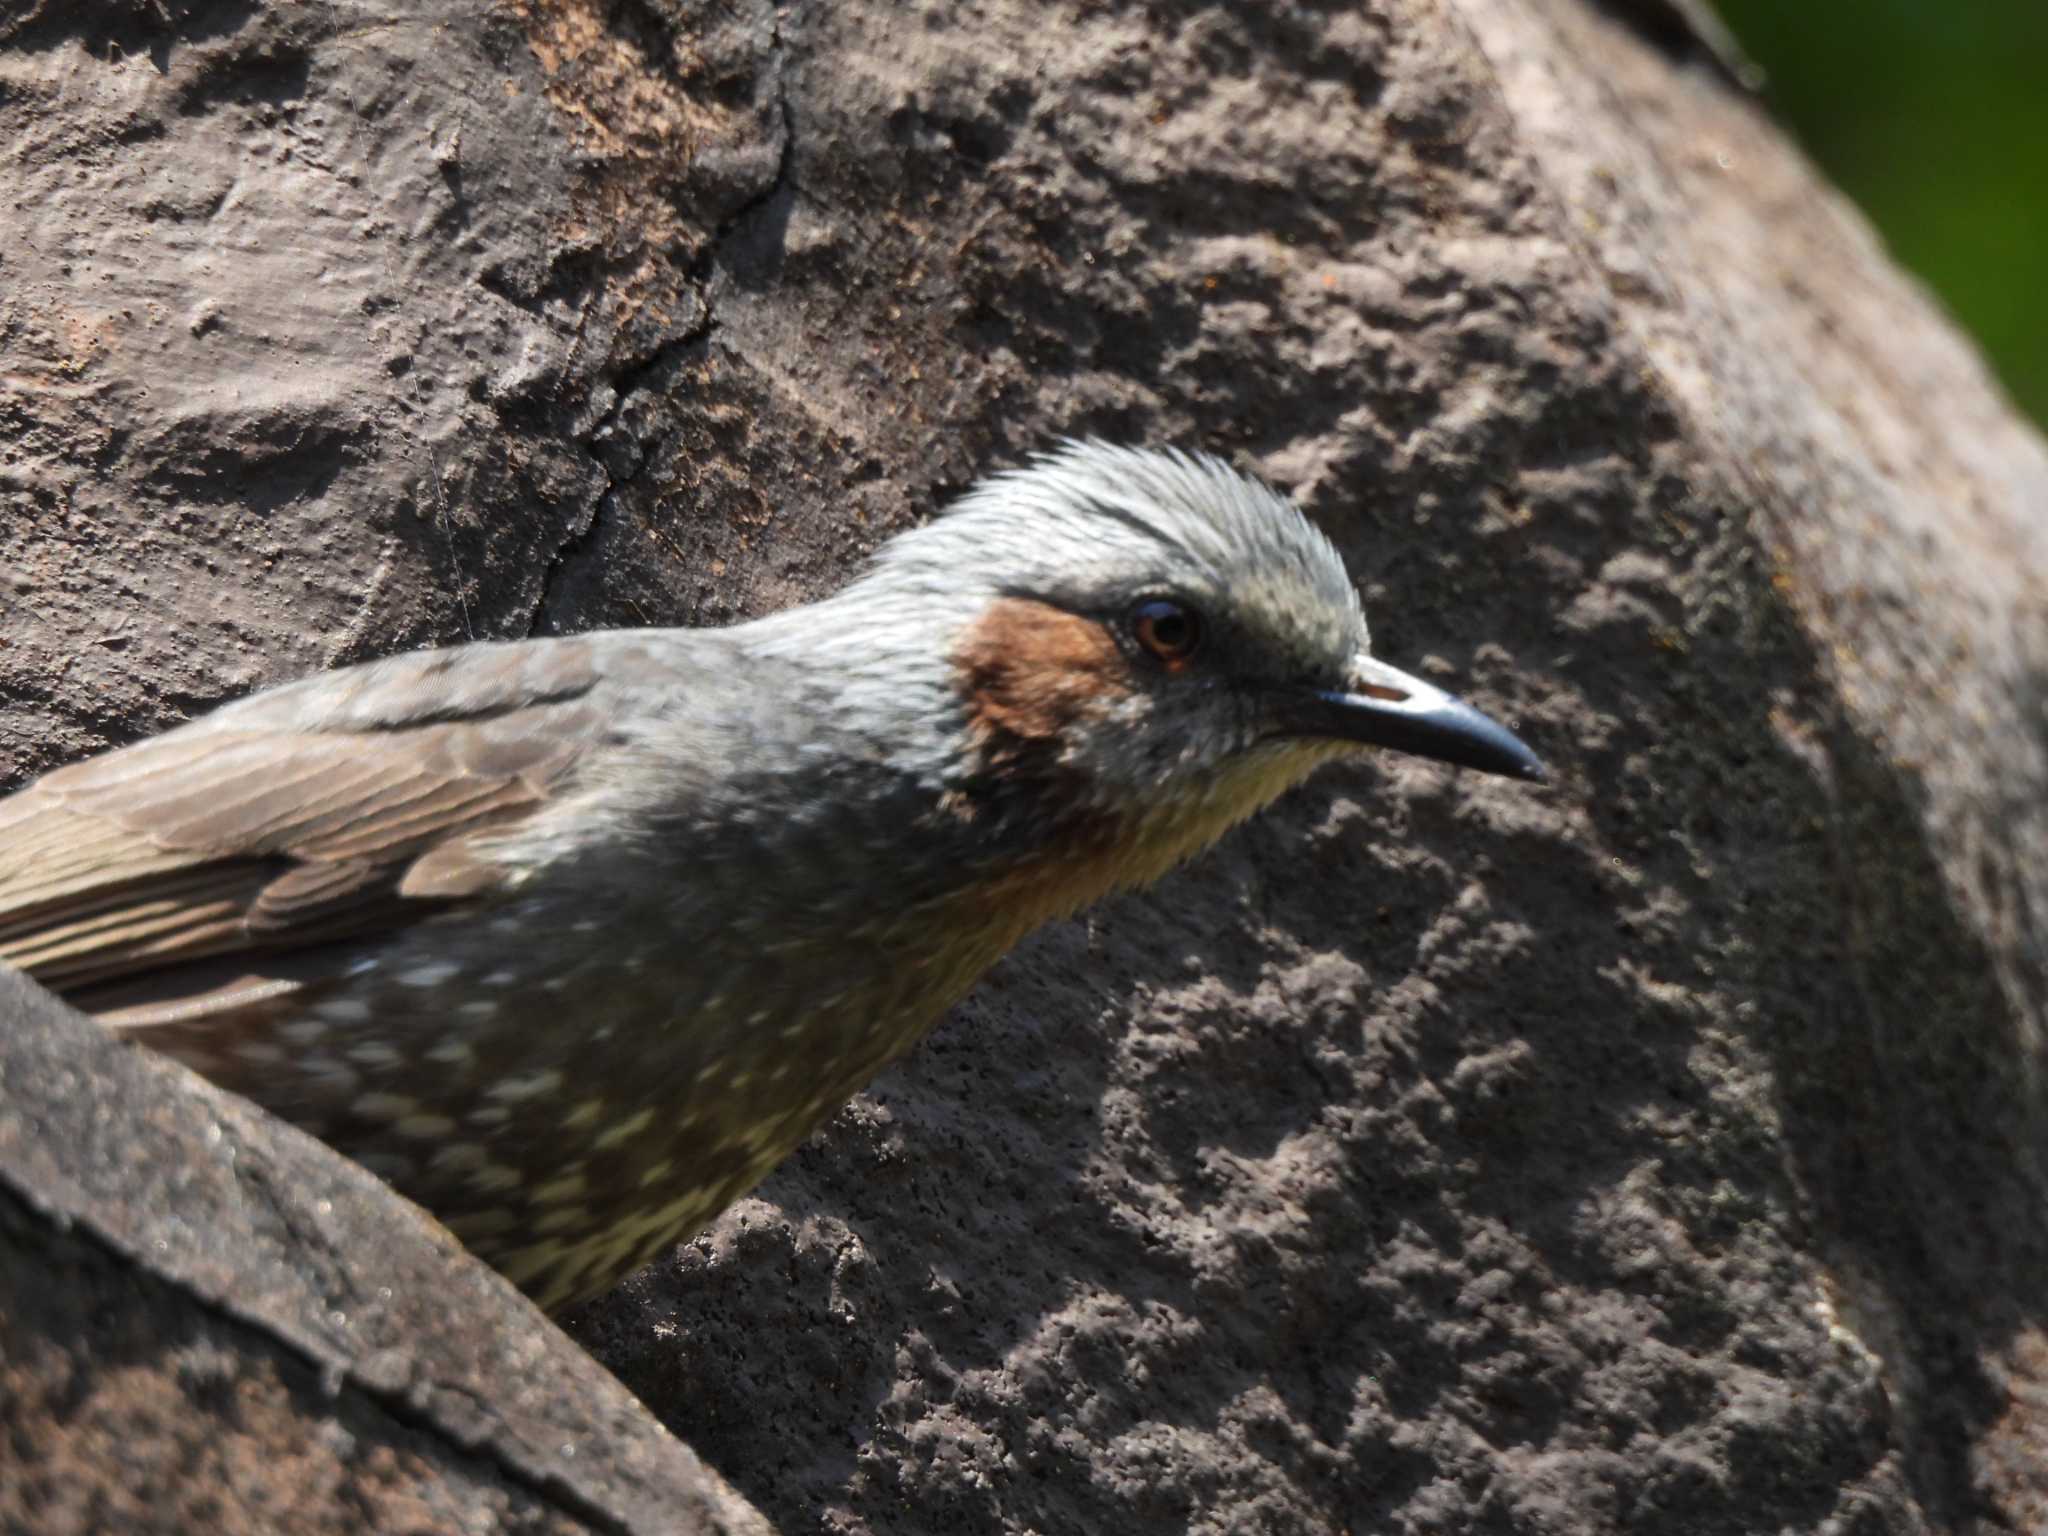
[1714,0,2048,427]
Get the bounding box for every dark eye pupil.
[1132,599,1202,664]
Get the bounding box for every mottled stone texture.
[2,1,2043,1534]
[0,967,774,1535]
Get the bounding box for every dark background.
[1718,0,2048,427]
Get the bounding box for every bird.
[0,442,1543,1312]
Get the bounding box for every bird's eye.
[1130,598,1203,669]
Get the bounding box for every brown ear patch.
[952,598,1131,765]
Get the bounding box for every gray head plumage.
[858,440,1370,674]
[741,441,1537,848]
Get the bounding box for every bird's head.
[800,442,1542,906]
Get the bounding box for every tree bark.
[3,0,2043,1531]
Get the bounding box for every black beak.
[1273,654,1546,782]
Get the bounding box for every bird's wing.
[0,636,620,1017]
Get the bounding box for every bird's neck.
[924,737,1345,955]
[718,595,1335,943]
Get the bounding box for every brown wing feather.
[0,636,617,1021]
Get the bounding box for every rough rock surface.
[3,1,2045,1534]
[0,966,774,1535]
